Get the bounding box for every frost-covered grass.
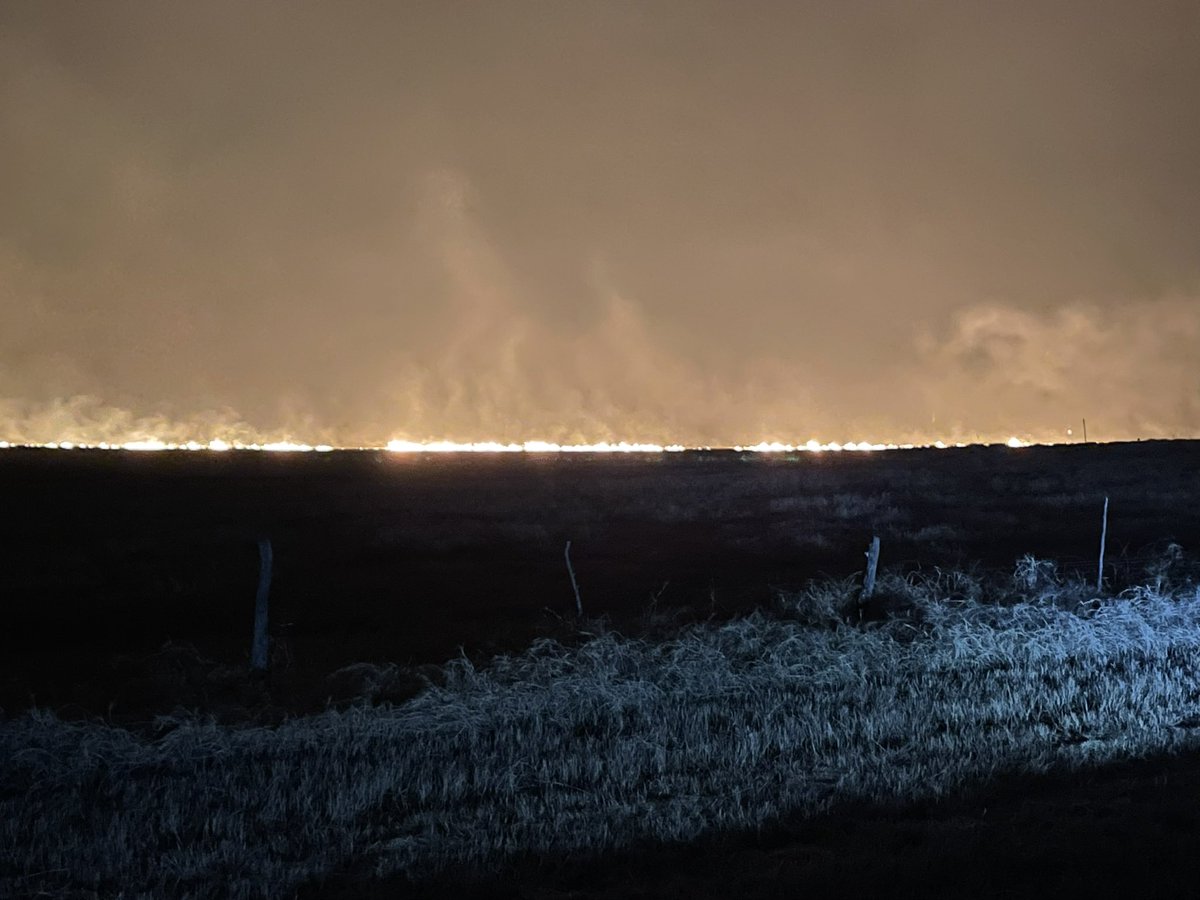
[5,560,1200,898]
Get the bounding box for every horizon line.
[0,436,1192,454]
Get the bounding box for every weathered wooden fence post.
[1096,497,1108,593]
[859,535,880,612]
[251,538,273,672]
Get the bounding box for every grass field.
[6,556,1200,898]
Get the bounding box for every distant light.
[208,438,232,452]
[1006,436,1026,448]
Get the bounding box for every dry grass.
[5,556,1200,898]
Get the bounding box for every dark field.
[4,440,1198,720]
[4,440,1200,898]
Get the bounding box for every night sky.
[2,1,1198,447]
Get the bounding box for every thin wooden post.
[1082,418,1088,443]
[251,538,273,672]
[564,540,583,617]
[1096,497,1108,593]
[860,536,880,608]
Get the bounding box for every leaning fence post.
[859,535,881,611]
[564,540,583,618]
[251,538,273,672]
[1096,497,1108,593]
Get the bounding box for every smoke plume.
[2,2,1198,446]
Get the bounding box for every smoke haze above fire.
[2,1,1198,446]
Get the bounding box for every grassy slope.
[5,562,1200,898]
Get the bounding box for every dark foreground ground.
[3,440,1200,897]
[302,747,1200,899]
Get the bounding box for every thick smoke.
[2,2,1198,446]
[917,298,1200,443]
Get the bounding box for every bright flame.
[0,435,1074,453]
[0,438,331,452]
[731,440,931,453]
[260,441,316,452]
[384,439,688,453]
[387,439,521,453]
